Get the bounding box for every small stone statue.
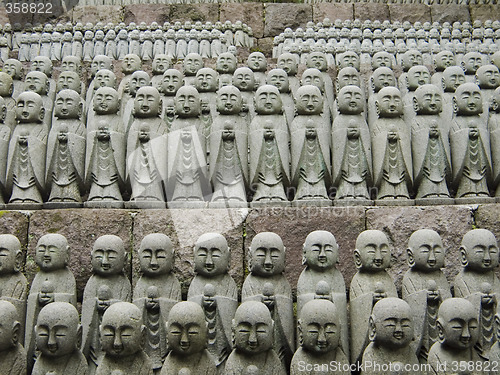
[428,298,483,375]
[441,66,466,125]
[188,233,238,370]
[306,51,335,121]
[123,70,152,133]
[152,54,172,92]
[118,54,142,108]
[209,85,248,207]
[160,301,217,375]
[24,71,54,129]
[183,53,204,87]
[490,87,500,198]
[371,87,413,203]
[301,68,332,125]
[225,301,286,375]
[0,97,8,206]
[0,300,26,374]
[2,59,24,99]
[195,67,219,124]
[32,302,88,375]
[291,299,349,375]
[30,56,56,101]
[454,229,500,357]
[350,230,398,364]
[242,232,294,369]
[476,64,500,116]
[232,67,257,122]
[160,69,184,130]
[361,298,419,375]
[86,55,114,109]
[96,302,153,375]
[247,52,267,87]
[0,71,17,131]
[290,85,331,206]
[462,51,483,83]
[266,69,294,130]
[403,65,431,124]
[431,50,456,87]
[277,52,300,96]
[60,56,86,97]
[134,233,181,372]
[402,229,452,363]
[82,235,131,374]
[216,52,237,88]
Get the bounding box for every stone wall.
[4,203,498,304]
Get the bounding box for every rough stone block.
[354,3,389,21]
[123,4,171,25]
[27,209,133,301]
[312,3,354,23]
[469,4,500,23]
[389,4,431,24]
[168,4,219,24]
[264,3,313,38]
[220,2,265,39]
[71,5,123,25]
[256,37,274,56]
[474,204,500,242]
[366,205,474,290]
[0,210,29,267]
[132,208,247,294]
[430,4,470,24]
[245,206,366,293]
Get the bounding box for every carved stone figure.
[267,69,294,130]
[225,301,286,375]
[431,51,456,87]
[188,233,238,370]
[60,56,86,97]
[403,65,431,124]
[23,72,54,130]
[490,87,500,199]
[216,52,237,88]
[462,51,483,83]
[350,230,398,364]
[306,52,335,121]
[32,302,88,375]
[30,56,56,101]
[152,54,172,92]
[242,232,294,369]
[134,233,181,372]
[301,68,332,125]
[160,301,217,375]
[0,300,26,375]
[0,71,17,130]
[441,66,466,126]
[3,59,24,99]
[161,69,184,131]
[96,302,153,375]
[402,229,452,363]
[82,235,131,375]
[247,52,268,87]
[232,67,257,124]
[86,55,113,108]
[399,50,423,95]
[0,97,10,206]
[277,52,300,96]
[118,54,141,110]
[476,64,500,116]
[183,53,204,87]
[195,68,218,128]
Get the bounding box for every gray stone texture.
[354,3,390,21]
[430,4,470,24]
[312,3,354,23]
[71,6,123,25]
[0,211,29,269]
[220,2,265,39]
[168,4,219,24]
[388,4,431,24]
[264,3,313,38]
[469,4,500,23]
[123,4,171,25]
[475,204,500,244]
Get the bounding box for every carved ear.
[413,97,420,113]
[368,316,376,342]
[460,246,468,267]
[452,97,458,114]
[140,324,146,349]
[375,100,380,117]
[8,83,13,97]
[297,319,303,346]
[14,250,22,273]
[407,248,415,267]
[371,76,376,92]
[247,247,253,272]
[45,81,50,95]
[158,98,163,114]
[461,61,466,73]
[76,325,83,349]
[335,78,340,94]
[354,249,362,269]
[437,319,445,343]
[491,98,499,112]
[231,319,236,347]
[0,105,6,123]
[12,321,20,345]
[78,102,83,119]
[39,107,45,122]
[301,244,307,266]
[475,74,480,86]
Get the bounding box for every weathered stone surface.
[132,209,247,293]
[220,2,265,39]
[389,4,431,23]
[27,209,133,301]
[264,3,313,38]
[168,4,219,24]
[469,4,500,23]
[430,4,470,24]
[312,3,354,23]
[354,3,389,21]
[123,4,171,25]
[245,206,365,292]
[256,37,274,57]
[71,6,123,25]
[0,211,29,267]
[474,204,500,243]
[32,0,72,26]
[366,205,474,290]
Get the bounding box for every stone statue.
[291,299,349,375]
[290,85,331,206]
[450,83,492,202]
[306,52,335,121]
[183,53,204,87]
[56,71,83,96]
[277,52,300,97]
[411,84,453,203]
[126,86,167,209]
[398,50,423,95]
[249,85,290,206]
[96,302,153,375]
[32,302,88,375]
[86,55,113,108]
[476,64,500,117]
[30,56,56,101]
[216,52,237,88]
[45,89,86,208]
[247,52,267,87]
[82,235,131,375]
[2,59,24,99]
[242,232,294,369]
[225,301,286,375]
[188,233,238,370]
[371,51,394,70]
[403,65,431,124]
[152,54,172,92]
[160,69,184,131]
[337,51,360,71]
[301,68,332,125]
[332,85,372,203]
[441,66,466,126]
[24,71,53,130]
[195,68,218,127]
[428,298,482,375]
[232,67,257,123]
[0,97,8,206]
[350,230,398,364]
[85,87,126,208]
[0,72,17,131]
[454,229,500,357]
[123,70,152,134]
[371,87,413,203]
[118,54,141,109]
[361,298,419,375]
[25,234,77,372]
[402,229,452,363]
[0,300,26,375]
[431,51,456,87]
[208,85,248,207]
[462,52,483,83]
[490,87,500,198]
[60,56,86,97]
[266,69,294,130]
[160,301,217,375]
[6,92,47,209]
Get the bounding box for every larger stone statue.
[0,97,8,206]
[0,300,26,375]
[242,232,294,369]
[118,54,141,110]
[216,52,237,88]
[24,71,53,130]
[160,69,184,131]
[2,59,23,99]
[0,72,16,131]
[491,87,500,198]
[247,51,267,87]
[277,52,300,96]
[134,233,181,372]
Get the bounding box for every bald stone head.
[355,230,391,272]
[54,89,83,120]
[195,68,218,93]
[61,56,82,74]
[91,55,113,77]
[167,301,207,355]
[476,64,500,90]
[460,229,499,271]
[35,234,69,272]
[376,86,403,118]
[454,83,482,116]
[372,51,393,70]
[25,71,49,95]
[183,53,204,76]
[299,299,340,354]
[414,84,442,115]
[94,69,117,90]
[277,53,298,76]
[337,85,364,115]
[194,233,230,277]
[337,67,361,90]
[162,69,184,95]
[301,68,325,93]
[266,69,289,94]
[254,84,282,115]
[295,85,323,115]
[371,67,396,93]
[16,91,44,123]
[3,59,23,79]
[31,56,53,77]
[248,52,267,73]
[233,67,255,92]
[0,234,22,275]
[232,301,274,354]
[249,232,285,276]
[442,66,466,93]
[407,229,445,271]
[370,298,413,349]
[437,298,478,350]
[134,86,161,118]
[92,235,126,276]
[175,85,201,118]
[129,70,151,97]
[216,85,242,115]
[0,300,20,352]
[93,87,120,115]
[139,233,174,277]
[303,230,338,271]
[122,54,141,75]
[56,71,81,94]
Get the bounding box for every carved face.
[91,236,126,276]
[435,51,455,70]
[56,72,80,93]
[94,69,116,89]
[0,73,13,97]
[31,57,53,76]
[340,52,360,70]
[134,87,160,117]
[61,57,81,74]
[249,233,285,276]
[194,233,230,277]
[408,230,445,271]
[0,238,19,275]
[377,88,403,118]
[372,68,396,92]
[439,299,479,350]
[25,72,48,95]
[463,53,483,74]
[295,85,323,115]
[195,68,217,93]
[455,84,482,115]
[93,87,119,115]
[277,53,298,76]
[402,50,423,70]
[372,52,392,69]
[301,69,325,92]
[100,304,143,357]
[337,68,360,89]
[415,85,442,115]
[139,234,174,276]
[372,299,413,349]
[16,92,43,123]
[55,90,81,119]
[3,60,22,79]
[0,304,17,351]
[233,68,255,92]
[129,71,150,97]
[162,70,183,95]
[267,69,289,93]
[300,301,339,354]
[175,87,201,117]
[35,235,68,272]
[407,66,431,91]
[167,302,207,355]
[337,85,364,115]
[216,86,242,115]
[152,55,171,75]
[356,231,391,272]
[462,230,499,271]
[248,52,266,72]
[443,67,466,92]
[91,56,112,77]
[233,303,273,354]
[476,65,500,89]
[307,52,327,71]
[216,53,237,74]
[122,54,141,74]
[184,54,203,76]
[254,85,282,115]
[303,231,338,271]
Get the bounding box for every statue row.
[304,0,494,4]
[0,228,499,374]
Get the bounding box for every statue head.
[100,302,145,357]
[216,85,242,115]
[0,301,20,352]
[491,87,500,113]
[460,229,499,272]
[437,298,478,350]
[375,87,403,118]
[248,232,285,276]
[232,301,273,354]
[337,85,364,115]
[94,69,117,89]
[91,55,113,78]
[372,51,393,70]
[301,68,325,93]
[254,85,282,115]
[453,83,482,116]
[175,86,201,118]
[183,53,204,77]
[0,72,13,97]
[434,51,455,72]
[24,71,50,96]
[407,66,431,91]
[93,87,120,115]
[462,52,483,75]
[134,86,161,118]
[413,84,442,115]
[3,59,23,80]
[354,230,391,272]
[277,53,298,76]
[61,56,82,75]
[16,91,44,123]
[369,298,414,349]
[167,301,207,355]
[336,67,361,91]
[442,66,466,93]
[247,52,267,73]
[35,302,81,358]
[152,54,172,75]
[129,70,151,97]
[371,67,396,93]
[407,229,445,272]
[401,50,423,71]
[266,69,289,94]
[91,235,127,276]
[232,67,256,92]
[195,68,218,93]
[56,71,81,94]
[31,56,53,77]
[302,230,338,271]
[0,234,22,275]
[35,234,70,272]
[476,64,500,90]
[194,233,230,277]
[139,233,174,277]
[338,51,360,70]
[492,51,500,71]
[306,52,328,72]
[162,69,184,96]
[121,54,141,75]
[295,85,323,116]
[216,53,237,74]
